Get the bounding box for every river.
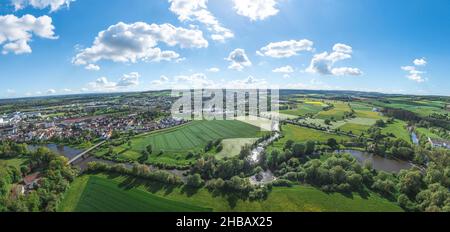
[28,144,83,160]
[411,131,419,145]
[337,150,413,173]
[28,143,187,177]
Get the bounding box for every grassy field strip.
[215,138,259,159]
[345,117,377,126]
[60,175,403,212]
[381,120,411,143]
[236,116,273,131]
[70,176,211,212]
[272,124,352,150]
[339,123,371,135]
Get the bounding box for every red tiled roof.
[23,172,40,185]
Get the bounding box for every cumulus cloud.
[413,58,427,66]
[306,43,362,76]
[0,14,57,55]
[87,72,141,91]
[232,0,279,21]
[168,0,234,42]
[116,72,140,87]
[331,67,363,76]
[207,67,220,72]
[72,22,208,69]
[273,65,294,73]
[257,39,314,58]
[224,75,269,89]
[87,77,117,91]
[156,73,269,89]
[85,64,100,71]
[401,66,425,83]
[401,58,427,83]
[226,48,252,71]
[47,89,56,94]
[12,0,73,12]
[151,75,170,86]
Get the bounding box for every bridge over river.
[68,140,106,165]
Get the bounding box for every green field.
[281,103,325,116]
[339,123,370,135]
[59,175,211,212]
[316,101,352,120]
[60,174,403,212]
[415,127,445,140]
[96,120,265,166]
[369,99,448,117]
[0,157,28,169]
[273,124,351,149]
[381,120,411,142]
[215,138,258,159]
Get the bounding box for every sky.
[0,0,449,99]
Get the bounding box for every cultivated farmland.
[59,175,211,212]
[60,175,402,212]
[272,124,352,149]
[96,120,265,166]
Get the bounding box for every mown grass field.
[272,124,351,149]
[316,101,352,120]
[280,102,325,116]
[59,175,211,212]
[339,123,370,135]
[415,127,444,140]
[60,174,403,212]
[381,120,411,143]
[215,138,258,159]
[0,157,28,169]
[96,120,264,166]
[369,99,448,117]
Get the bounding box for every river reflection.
[337,150,413,173]
[28,144,83,160]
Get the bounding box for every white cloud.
[226,48,252,71]
[12,0,73,12]
[401,58,428,83]
[151,75,170,86]
[232,0,279,21]
[401,65,425,83]
[331,67,363,76]
[87,77,117,91]
[272,65,294,73]
[168,0,234,42]
[156,73,269,89]
[207,67,220,72]
[85,64,100,71]
[116,72,140,87]
[224,76,269,89]
[62,88,72,92]
[257,39,314,58]
[72,22,208,69]
[87,72,141,91]
[47,89,56,94]
[306,43,362,76]
[0,14,57,55]
[413,58,427,66]
[6,89,16,97]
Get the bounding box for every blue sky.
[0,0,449,98]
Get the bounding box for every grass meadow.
[59,174,403,212]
